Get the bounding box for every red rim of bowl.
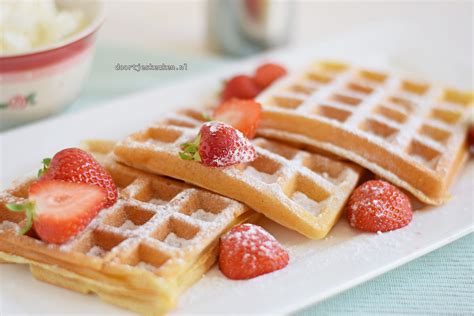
[0,2,106,60]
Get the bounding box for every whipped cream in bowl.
[0,0,105,130]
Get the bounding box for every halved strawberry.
[40,148,117,208]
[6,180,107,244]
[221,75,261,101]
[347,180,413,233]
[179,121,257,167]
[213,98,262,138]
[219,223,289,280]
[254,63,287,89]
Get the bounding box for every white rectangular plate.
[1,24,473,314]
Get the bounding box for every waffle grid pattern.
[114,109,362,239]
[258,61,472,204]
[0,144,256,314]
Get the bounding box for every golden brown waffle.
[258,61,473,205]
[114,109,363,240]
[0,140,258,315]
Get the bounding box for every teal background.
[49,44,474,315]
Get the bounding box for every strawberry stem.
[5,202,36,235]
[37,158,51,177]
[179,134,202,162]
[202,112,213,121]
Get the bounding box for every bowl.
[0,0,105,131]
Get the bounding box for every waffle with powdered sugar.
[257,61,472,204]
[114,109,363,240]
[0,139,258,315]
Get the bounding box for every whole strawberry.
[221,75,261,101]
[254,63,287,89]
[40,148,117,208]
[179,121,257,167]
[347,180,413,233]
[219,224,289,280]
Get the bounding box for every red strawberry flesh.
[347,180,413,233]
[219,223,289,280]
[29,180,107,244]
[213,98,262,139]
[221,75,261,101]
[254,63,287,89]
[41,148,117,208]
[198,121,257,167]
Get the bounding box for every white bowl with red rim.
[0,1,105,131]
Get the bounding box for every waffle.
[114,109,363,240]
[0,139,259,315]
[257,61,473,205]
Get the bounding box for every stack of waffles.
[0,60,471,315]
[0,140,259,314]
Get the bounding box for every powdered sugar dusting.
[191,209,218,222]
[118,109,359,239]
[201,121,257,167]
[291,191,321,215]
[164,232,190,248]
[136,261,158,273]
[148,198,166,205]
[221,224,288,272]
[244,166,279,184]
[87,246,106,257]
[119,219,139,230]
[0,221,20,234]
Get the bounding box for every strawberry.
[254,63,287,89]
[180,121,257,167]
[213,98,262,139]
[219,223,289,280]
[468,127,474,154]
[347,180,413,233]
[6,180,107,244]
[40,148,117,208]
[221,75,261,101]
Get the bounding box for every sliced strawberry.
[7,180,107,244]
[219,223,289,280]
[40,148,117,208]
[179,121,257,167]
[254,63,287,89]
[213,98,262,139]
[221,75,261,101]
[347,180,413,233]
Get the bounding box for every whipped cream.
[0,0,84,54]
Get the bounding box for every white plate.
[1,23,473,315]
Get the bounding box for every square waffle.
[0,139,258,315]
[258,61,473,204]
[114,109,363,240]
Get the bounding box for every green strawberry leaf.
[202,112,213,121]
[6,202,36,235]
[179,134,201,162]
[26,93,36,105]
[5,203,26,212]
[193,152,202,162]
[179,152,193,160]
[37,157,51,178]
